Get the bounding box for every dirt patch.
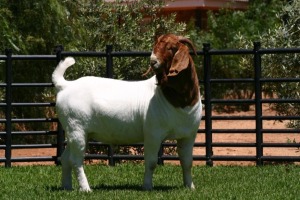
[193,105,300,166]
[1,105,299,166]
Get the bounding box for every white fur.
[53,57,202,191]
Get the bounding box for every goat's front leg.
[177,136,196,189]
[143,140,161,190]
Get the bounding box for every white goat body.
[55,67,200,142]
[53,34,202,191]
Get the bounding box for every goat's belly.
[87,117,144,145]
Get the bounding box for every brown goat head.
[150,34,196,86]
[150,34,199,107]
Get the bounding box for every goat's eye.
[166,44,172,50]
[167,46,173,52]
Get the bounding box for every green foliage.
[63,0,186,80]
[0,5,20,52]
[188,0,283,112]
[1,164,300,199]
[0,0,73,54]
[205,0,283,48]
[207,0,300,125]
[259,0,300,128]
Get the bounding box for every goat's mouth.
[150,52,162,71]
[151,66,166,76]
[150,60,161,71]
[142,62,164,78]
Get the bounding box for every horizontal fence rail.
[0,43,300,167]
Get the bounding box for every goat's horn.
[178,36,197,55]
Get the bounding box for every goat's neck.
[161,62,199,108]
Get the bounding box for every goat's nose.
[150,60,157,67]
[150,52,160,69]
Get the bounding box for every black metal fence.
[1,43,300,167]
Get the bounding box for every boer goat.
[52,34,202,191]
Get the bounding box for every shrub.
[188,0,283,112]
[64,0,187,80]
[259,0,300,128]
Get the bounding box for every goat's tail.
[52,57,75,91]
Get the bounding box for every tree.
[63,0,186,80]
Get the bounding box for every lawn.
[0,164,299,199]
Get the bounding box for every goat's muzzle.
[150,59,158,68]
[150,52,161,70]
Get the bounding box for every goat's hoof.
[79,185,92,192]
[79,188,92,192]
[185,183,195,190]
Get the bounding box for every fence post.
[105,45,115,166]
[54,45,65,165]
[4,49,12,167]
[203,43,213,166]
[106,45,113,79]
[157,144,164,165]
[253,42,263,166]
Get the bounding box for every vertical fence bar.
[253,42,263,166]
[203,43,213,166]
[55,45,65,165]
[106,45,113,79]
[107,145,115,166]
[4,49,12,167]
[157,144,164,165]
[105,45,115,166]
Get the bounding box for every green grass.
[0,164,300,199]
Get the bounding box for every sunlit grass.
[0,164,300,199]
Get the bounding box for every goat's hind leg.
[73,160,91,192]
[70,139,91,192]
[61,144,73,190]
[62,131,91,192]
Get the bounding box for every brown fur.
[152,34,200,108]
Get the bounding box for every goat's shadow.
[92,183,177,192]
[46,184,177,192]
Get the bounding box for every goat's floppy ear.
[168,44,190,76]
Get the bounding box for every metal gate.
[1,43,300,167]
